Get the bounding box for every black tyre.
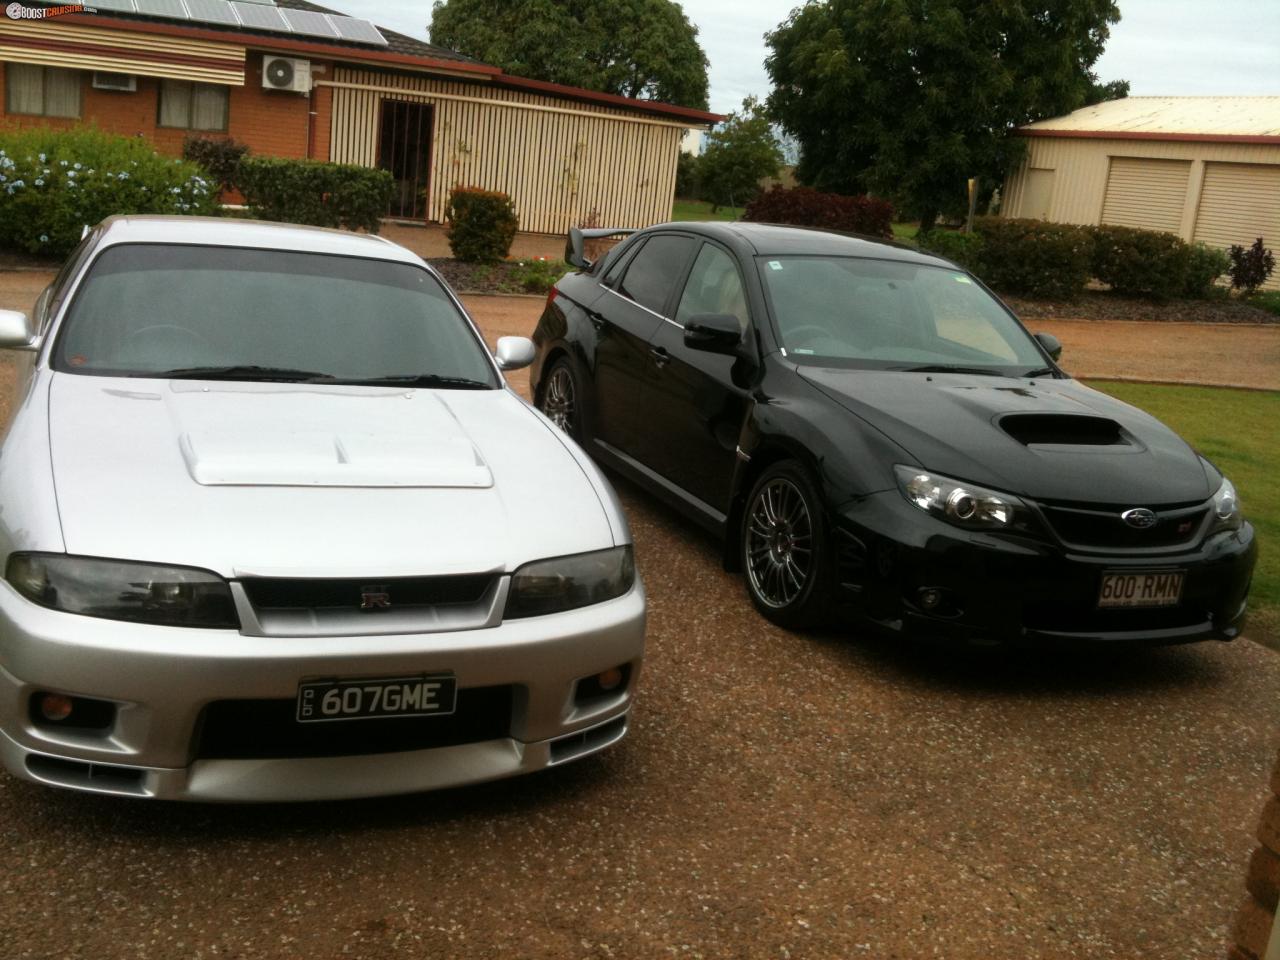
[538,357,582,442]
[741,459,833,628]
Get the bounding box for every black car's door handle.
[650,346,671,368]
[586,310,606,331]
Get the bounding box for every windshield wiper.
[1023,366,1058,378]
[894,364,1009,377]
[137,365,336,382]
[330,374,494,390]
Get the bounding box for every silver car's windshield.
[52,243,499,387]
[758,256,1047,374]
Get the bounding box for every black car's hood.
[799,368,1212,505]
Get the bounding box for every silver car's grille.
[234,573,506,637]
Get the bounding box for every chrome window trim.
[603,287,682,329]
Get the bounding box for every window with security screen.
[4,64,81,119]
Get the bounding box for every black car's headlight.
[1211,477,1242,530]
[505,546,635,619]
[894,465,1026,530]
[5,553,239,628]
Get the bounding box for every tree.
[765,0,1122,232]
[429,0,710,110]
[698,97,783,210]
[1084,77,1130,106]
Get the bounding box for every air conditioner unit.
[92,72,137,92]
[262,57,311,94]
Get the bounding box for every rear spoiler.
[565,227,636,270]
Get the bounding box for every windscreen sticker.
[953,274,972,284]
[768,260,783,271]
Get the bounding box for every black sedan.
[530,221,1256,644]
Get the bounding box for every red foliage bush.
[743,185,894,238]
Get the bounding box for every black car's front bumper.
[836,492,1256,645]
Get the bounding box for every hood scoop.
[180,431,493,488]
[999,414,1131,448]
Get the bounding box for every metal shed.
[1002,97,1280,289]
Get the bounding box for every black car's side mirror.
[1034,331,1062,362]
[684,314,743,355]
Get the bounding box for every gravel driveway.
[0,280,1276,958]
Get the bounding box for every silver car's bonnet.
[46,373,617,578]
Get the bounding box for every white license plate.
[1097,571,1184,609]
[296,675,457,723]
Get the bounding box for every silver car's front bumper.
[0,580,645,802]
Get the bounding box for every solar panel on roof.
[89,0,138,11]
[232,0,276,5]
[185,0,239,25]
[280,8,338,38]
[229,0,289,30]
[330,16,386,45]
[133,0,190,19]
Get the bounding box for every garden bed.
[427,257,568,296]
[1002,289,1278,324]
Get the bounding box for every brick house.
[0,0,721,232]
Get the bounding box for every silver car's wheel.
[745,477,813,609]
[540,361,578,438]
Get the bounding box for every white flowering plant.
[0,127,218,257]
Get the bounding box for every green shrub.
[971,217,1093,299]
[918,229,983,272]
[510,257,569,294]
[744,185,894,238]
[445,186,519,263]
[675,151,702,200]
[182,135,248,194]
[0,126,217,258]
[236,156,393,233]
[1182,242,1230,299]
[1089,224,1189,298]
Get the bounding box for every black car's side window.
[675,243,749,332]
[602,238,643,287]
[617,235,696,316]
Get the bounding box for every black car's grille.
[1037,503,1207,550]
[241,574,495,612]
[194,685,513,760]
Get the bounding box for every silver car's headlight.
[1211,477,1242,530]
[5,553,239,629]
[505,546,635,619]
[894,465,1025,530]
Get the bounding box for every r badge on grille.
[360,587,392,610]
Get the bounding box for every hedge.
[1090,224,1190,298]
[182,135,249,194]
[444,186,519,263]
[970,217,1094,300]
[743,185,894,238]
[236,156,393,233]
[917,229,983,273]
[0,127,217,258]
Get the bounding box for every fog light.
[596,667,624,692]
[38,693,74,722]
[918,588,943,611]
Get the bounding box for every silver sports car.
[0,216,644,802]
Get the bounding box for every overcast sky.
[335,0,1280,115]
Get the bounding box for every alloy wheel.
[745,477,814,609]
[542,364,576,434]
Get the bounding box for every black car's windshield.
[53,243,499,387]
[758,256,1047,374]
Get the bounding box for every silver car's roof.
[93,216,423,265]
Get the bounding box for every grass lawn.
[1089,380,1278,642]
[891,222,920,242]
[671,199,744,222]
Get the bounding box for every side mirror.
[495,335,536,371]
[1034,331,1062,362]
[0,310,37,351]
[684,314,743,355]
